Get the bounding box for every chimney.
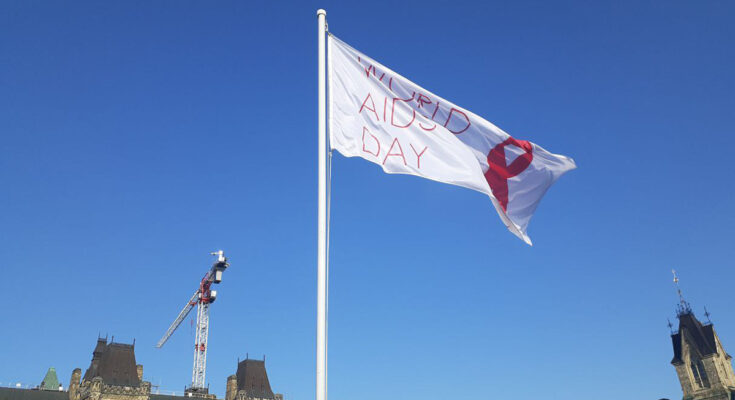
[136,365,143,381]
[226,375,238,400]
[69,368,81,400]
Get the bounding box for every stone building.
[0,337,283,400]
[70,337,151,400]
[671,300,735,400]
[225,358,282,400]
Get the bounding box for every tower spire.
[672,269,692,315]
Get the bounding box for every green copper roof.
[40,367,59,391]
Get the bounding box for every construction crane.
[156,251,230,395]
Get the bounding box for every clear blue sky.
[1,1,733,399]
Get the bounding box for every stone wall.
[74,377,151,400]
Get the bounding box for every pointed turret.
[82,337,141,387]
[229,355,283,400]
[40,367,60,391]
[236,358,275,399]
[669,271,735,400]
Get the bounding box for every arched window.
[691,359,711,389]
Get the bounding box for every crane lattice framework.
[156,251,230,394]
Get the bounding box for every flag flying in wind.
[328,34,576,245]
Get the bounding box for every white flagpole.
[316,8,328,400]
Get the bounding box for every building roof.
[236,359,275,399]
[671,311,718,364]
[83,338,141,387]
[40,368,59,391]
[149,394,190,400]
[0,387,67,400]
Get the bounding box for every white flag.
[328,34,576,245]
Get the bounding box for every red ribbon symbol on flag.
[484,137,534,212]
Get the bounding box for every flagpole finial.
[317,9,326,17]
[672,269,692,316]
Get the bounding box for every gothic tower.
[670,272,735,400]
[230,356,283,400]
[74,337,151,400]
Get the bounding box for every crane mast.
[156,251,229,395]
